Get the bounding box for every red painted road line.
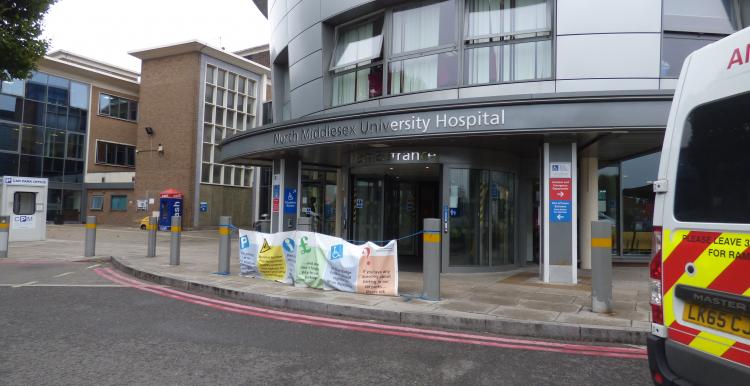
[107,269,645,355]
[95,268,647,360]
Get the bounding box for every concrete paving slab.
[517,299,582,313]
[437,300,499,314]
[489,305,560,322]
[555,311,632,328]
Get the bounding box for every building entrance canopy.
[220,94,671,164]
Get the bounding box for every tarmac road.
[0,260,652,386]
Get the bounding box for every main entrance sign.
[272,110,505,146]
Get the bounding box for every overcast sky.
[42,0,270,73]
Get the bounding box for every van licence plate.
[683,303,750,339]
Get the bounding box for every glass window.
[243,168,251,187]
[23,100,45,126]
[217,69,226,87]
[67,108,87,132]
[1,79,25,97]
[205,84,214,103]
[98,93,136,121]
[204,104,213,123]
[47,76,69,106]
[42,157,64,182]
[206,66,215,84]
[91,196,104,211]
[0,95,23,122]
[66,133,84,159]
[228,73,236,91]
[19,155,43,176]
[389,52,458,94]
[45,104,68,130]
[331,16,384,70]
[598,166,620,254]
[20,125,44,155]
[663,0,738,34]
[13,192,36,215]
[675,91,750,223]
[465,0,549,39]
[464,40,551,85]
[25,78,46,101]
[237,95,245,112]
[212,164,222,184]
[95,141,135,167]
[238,77,246,94]
[0,123,20,152]
[63,159,83,183]
[99,94,111,115]
[111,195,127,211]
[333,65,383,106]
[227,111,234,129]
[44,128,66,158]
[128,101,138,121]
[661,34,720,78]
[622,153,659,255]
[69,82,89,109]
[0,152,19,176]
[201,163,211,183]
[392,0,456,55]
[62,190,82,221]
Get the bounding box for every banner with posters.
[238,229,398,296]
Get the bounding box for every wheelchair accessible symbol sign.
[330,244,343,260]
[284,188,297,214]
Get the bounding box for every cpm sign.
[727,44,750,70]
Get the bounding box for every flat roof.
[129,40,270,76]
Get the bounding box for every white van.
[649,29,750,384]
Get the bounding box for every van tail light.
[650,226,664,326]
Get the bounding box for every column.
[270,158,300,233]
[578,156,599,270]
[543,142,577,284]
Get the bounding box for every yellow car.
[139,216,149,230]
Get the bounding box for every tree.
[0,0,57,81]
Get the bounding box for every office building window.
[91,196,104,211]
[389,0,458,94]
[13,192,36,215]
[463,0,552,85]
[202,63,256,187]
[1,79,25,97]
[331,15,385,106]
[110,195,127,212]
[98,93,137,121]
[95,140,135,168]
[661,33,722,78]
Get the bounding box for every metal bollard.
[422,218,441,301]
[218,216,231,274]
[591,220,613,313]
[0,216,9,258]
[147,216,157,257]
[84,216,96,257]
[170,216,181,266]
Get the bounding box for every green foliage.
[0,0,57,81]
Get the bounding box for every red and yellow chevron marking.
[662,229,750,368]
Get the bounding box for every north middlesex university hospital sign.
[220,100,672,157]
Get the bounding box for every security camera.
[157,144,164,153]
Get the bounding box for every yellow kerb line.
[591,237,612,248]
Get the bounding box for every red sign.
[272,197,279,212]
[549,178,571,201]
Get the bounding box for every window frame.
[95,139,136,168]
[329,12,387,106]
[90,195,104,211]
[461,0,554,87]
[110,195,128,212]
[13,191,36,215]
[97,92,138,122]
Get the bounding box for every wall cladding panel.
[557,0,661,35]
[556,34,661,79]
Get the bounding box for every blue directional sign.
[284,188,297,214]
[550,200,572,222]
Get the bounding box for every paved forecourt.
[6,225,651,343]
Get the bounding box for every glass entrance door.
[300,169,337,235]
[352,178,383,242]
[448,168,515,267]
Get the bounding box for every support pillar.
[542,142,577,284]
[270,158,300,233]
[578,156,599,270]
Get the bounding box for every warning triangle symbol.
[259,239,272,253]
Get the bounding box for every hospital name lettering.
[273,110,505,145]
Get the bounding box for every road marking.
[53,272,74,278]
[11,281,38,288]
[94,268,647,360]
[87,263,101,269]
